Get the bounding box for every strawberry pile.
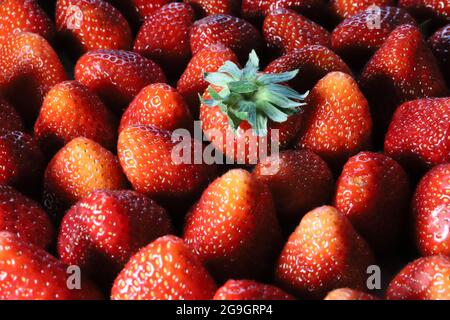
[0,0,448,301]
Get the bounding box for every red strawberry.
[0,98,24,134]
[264,45,352,93]
[0,231,102,300]
[253,149,334,227]
[213,280,295,300]
[111,235,217,300]
[43,137,128,219]
[132,0,171,20]
[429,24,450,83]
[56,0,132,55]
[399,0,450,24]
[324,288,379,300]
[0,185,53,249]
[334,151,411,253]
[296,71,372,172]
[184,169,282,280]
[413,164,450,256]
[0,32,67,124]
[184,0,240,17]
[74,49,166,113]
[330,0,395,20]
[34,80,117,156]
[119,83,193,133]
[384,98,450,172]
[263,9,331,56]
[386,255,450,300]
[275,206,375,299]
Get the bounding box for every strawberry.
[330,0,395,20]
[131,0,171,20]
[384,98,450,173]
[213,279,295,300]
[429,24,450,83]
[413,164,450,256]
[0,98,24,134]
[0,231,102,300]
[111,235,217,300]
[58,189,172,284]
[34,80,117,156]
[253,149,334,227]
[263,9,331,56]
[0,185,53,249]
[74,49,166,113]
[0,32,67,124]
[43,137,128,219]
[386,255,450,300]
[334,151,411,254]
[119,83,193,133]
[324,288,379,300]
[275,206,375,299]
[184,169,282,280]
[184,0,240,17]
[55,0,132,55]
[264,45,352,93]
[399,0,450,24]
[296,71,372,172]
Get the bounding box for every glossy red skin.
[0,98,24,134]
[0,185,53,250]
[398,0,450,24]
[384,98,450,173]
[132,0,171,21]
[0,231,102,300]
[413,164,450,256]
[0,32,67,124]
[334,152,410,253]
[428,25,450,83]
[75,49,166,114]
[330,0,395,20]
[275,206,375,299]
[386,255,450,300]
[111,235,217,300]
[324,288,379,300]
[214,280,295,300]
[253,149,334,227]
[263,8,330,56]
[264,45,351,93]
[184,0,240,17]
[58,189,172,284]
[184,169,282,281]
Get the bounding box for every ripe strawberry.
[58,189,172,284]
[330,0,395,20]
[184,169,282,280]
[386,255,450,300]
[275,206,375,299]
[334,152,411,253]
[384,98,450,173]
[296,72,372,172]
[398,0,450,24]
[111,235,217,300]
[253,149,334,227]
[324,288,379,300]
[43,137,128,219]
[0,185,53,249]
[184,0,240,17]
[429,25,450,83]
[190,14,263,62]
[413,164,450,256]
[0,32,67,124]
[74,49,166,113]
[0,98,24,134]
[131,0,171,20]
[56,0,132,55]
[213,280,295,300]
[119,83,193,133]
[34,81,117,156]
[263,9,331,56]
[0,231,102,300]
[264,45,351,93]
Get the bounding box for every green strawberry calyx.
[201,50,308,137]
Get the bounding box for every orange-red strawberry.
[34,81,117,155]
[0,185,53,249]
[0,231,102,300]
[384,98,450,173]
[43,137,128,219]
[253,150,334,227]
[399,0,450,24]
[111,235,217,300]
[334,152,411,253]
[184,0,240,17]
[429,24,450,83]
[119,83,193,133]
[263,9,330,56]
[413,164,450,256]
[213,280,295,300]
[386,255,450,300]
[0,98,24,134]
[0,32,67,124]
[324,288,379,300]
[296,72,372,172]
[56,0,132,55]
[74,49,166,113]
[184,169,282,280]
[330,0,395,20]
[275,206,375,299]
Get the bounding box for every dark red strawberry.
[330,0,395,20]
[213,280,295,300]
[399,0,450,24]
[0,98,24,134]
[324,288,379,300]
[184,0,240,17]
[429,24,450,83]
